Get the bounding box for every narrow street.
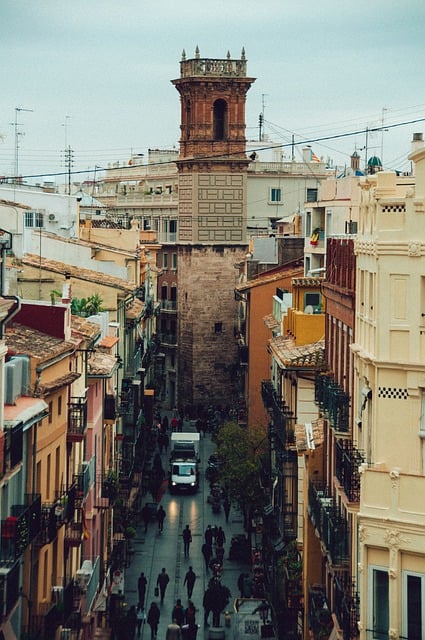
[119,419,252,640]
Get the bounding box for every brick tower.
[172,47,255,411]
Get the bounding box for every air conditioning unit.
[48,213,56,222]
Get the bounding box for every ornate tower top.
[177,47,248,79]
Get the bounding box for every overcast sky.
[1,0,425,183]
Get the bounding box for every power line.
[6,115,425,182]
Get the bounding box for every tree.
[215,421,267,530]
[71,293,104,317]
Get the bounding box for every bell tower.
[172,48,255,409]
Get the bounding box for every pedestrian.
[141,504,151,533]
[182,524,192,557]
[166,620,182,640]
[136,604,145,636]
[204,525,213,546]
[156,568,170,603]
[171,416,178,432]
[157,505,166,532]
[138,572,147,608]
[183,566,196,598]
[162,415,169,432]
[242,573,253,598]
[237,572,245,598]
[223,496,231,523]
[183,621,199,640]
[216,526,226,547]
[158,432,165,454]
[201,541,212,572]
[147,602,160,639]
[185,600,196,625]
[202,589,212,627]
[172,598,185,627]
[126,605,138,640]
[163,432,169,451]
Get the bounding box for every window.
[305,211,312,236]
[306,188,318,202]
[163,253,168,269]
[368,567,389,640]
[403,571,425,640]
[213,99,227,141]
[214,322,223,334]
[25,211,44,228]
[58,395,62,416]
[270,188,282,203]
[161,284,168,301]
[172,253,177,270]
[48,401,53,424]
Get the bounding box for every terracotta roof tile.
[295,419,325,454]
[21,254,136,293]
[263,314,279,330]
[5,323,75,362]
[36,371,81,397]
[269,336,326,369]
[71,316,103,341]
[99,335,119,349]
[88,352,118,377]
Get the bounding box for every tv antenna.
[12,106,33,183]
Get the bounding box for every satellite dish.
[304,305,314,314]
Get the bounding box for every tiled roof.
[37,371,81,397]
[292,276,324,287]
[21,254,136,293]
[99,335,119,349]
[5,323,75,362]
[125,298,144,320]
[295,419,324,454]
[71,315,103,341]
[88,351,118,377]
[269,336,326,369]
[263,314,279,330]
[237,265,303,292]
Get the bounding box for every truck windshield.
[173,465,195,476]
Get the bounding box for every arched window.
[213,99,227,141]
[161,284,168,300]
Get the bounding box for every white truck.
[170,432,200,461]
[169,433,200,494]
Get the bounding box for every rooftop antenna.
[62,115,73,195]
[12,106,33,184]
[259,93,268,142]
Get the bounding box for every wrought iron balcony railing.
[308,584,333,640]
[261,379,274,411]
[334,573,360,640]
[308,482,349,566]
[335,440,365,503]
[315,372,350,433]
[160,299,177,311]
[67,395,88,442]
[1,494,41,561]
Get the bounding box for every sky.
[1,0,425,184]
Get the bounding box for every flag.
[311,151,321,162]
[82,507,90,540]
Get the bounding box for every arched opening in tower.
[213,99,228,141]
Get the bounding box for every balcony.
[262,382,296,448]
[1,494,41,561]
[158,332,177,346]
[334,574,360,640]
[315,372,350,433]
[335,440,365,503]
[308,482,349,566]
[64,520,83,548]
[67,395,87,443]
[104,393,117,423]
[308,584,333,640]
[160,299,177,312]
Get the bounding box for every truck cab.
[169,459,199,494]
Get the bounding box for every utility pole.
[12,106,33,183]
[62,116,73,195]
[380,107,388,167]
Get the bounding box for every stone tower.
[172,47,255,411]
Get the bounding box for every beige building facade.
[353,147,425,640]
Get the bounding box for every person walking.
[183,566,196,598]
[141,503,151,533]
[136,604,145,637]
[156,568,170,604]
[126,605,138,640]
[201,541,212,572]
[237,572,245,598]
[166,620,182,640]
[147,602,160,640]
[204,525,213,546]
[216,526,226,548]
[138,572,147,608]
[157,505,166,532]
[185,600,196,625]
[171,598,185,627]
[182,524,192,558]
[183,621,199,640]
[223,496,231,523]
